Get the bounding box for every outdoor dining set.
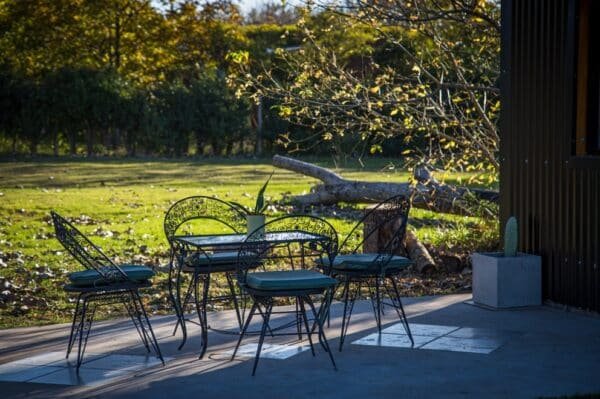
[50,194,414,376]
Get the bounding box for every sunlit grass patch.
[0,157,498,328]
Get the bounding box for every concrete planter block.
[471,252,542,308]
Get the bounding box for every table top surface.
[173,231,326,248]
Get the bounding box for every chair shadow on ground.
[3,294,600,399]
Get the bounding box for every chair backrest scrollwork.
[163,196,247,245]
[51,211,129,283]
[340,195,411,268]
[236,215,339,287]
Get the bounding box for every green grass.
[0,157,498,329]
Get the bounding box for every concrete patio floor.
[1,293,599,399]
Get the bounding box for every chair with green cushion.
[68,265,155,287]
[51,211,163,372]
[327,195,414,351]
[231,215,339,375]
[163,196,247,357]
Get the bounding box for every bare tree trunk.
[29,139,37,156]
[104,127,111,150]
[85,129,93,157]
[11,131,17,155]
[29,128,41,156]
[211,139,222,156]
[53,130,59,156]
[68,130,77,156]
[110,127,120,151]
[126,131,137,157]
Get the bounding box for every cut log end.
[404,230,437,274]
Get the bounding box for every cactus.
[503,216,518,257]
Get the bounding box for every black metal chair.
[163,195,247,357]
[51,211,164,371]
[327,195,414,351]
[231,215,339,375]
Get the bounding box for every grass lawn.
[0,157,498,328]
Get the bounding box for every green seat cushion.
[186,251,254,267]
[319,253,413,271]
[68,264,155,287]
[245,270,337,291]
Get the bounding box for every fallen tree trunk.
[273,155,498,215]
[404,230,437,274]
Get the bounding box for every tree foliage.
[0,0,501,167]
[230,0,501,182]
[0,0,257,156]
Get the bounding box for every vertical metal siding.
[501,0,600,312]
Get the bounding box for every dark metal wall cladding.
[501,0,600,312]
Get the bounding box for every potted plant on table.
[470,216,542,308]
[229,172,273,236]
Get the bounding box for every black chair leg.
[338,279,351,351]
[75,301,86,371]
[324,284,336,329]
[174,274,195,340]
[298,297,315,356]
[133,290,165,365]
[383,278,403,319]
[124,296,150,352]
[305,295,337,371]
[252,299,273,376]
[132,291,155,351]
[255,304,276,337]
[325,284,339,328]
[66,293,83,359]
[339,280,359,352]
[226,273,243,330]
[76,298,95,372]
[295,298,303,340]
[312,284,336,335]
[81,304,96,367]
[231,301,258,361]
[389,276,413,346]
[374,278,382,333]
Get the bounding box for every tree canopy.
[230,0,500,182]
[0,0,501,175]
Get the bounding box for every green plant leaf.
[254,171,273,214]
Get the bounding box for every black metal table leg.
[196,273,211,359]
[175,252,188,350]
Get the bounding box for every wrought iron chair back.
[236,214,338,288]
[233,214,339,375]
[51,211,129,283]
[332,195,414,351]
[163,196,247,245]
[339,195,410,268]
[51,211,163,371]
[163,196,248,355]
